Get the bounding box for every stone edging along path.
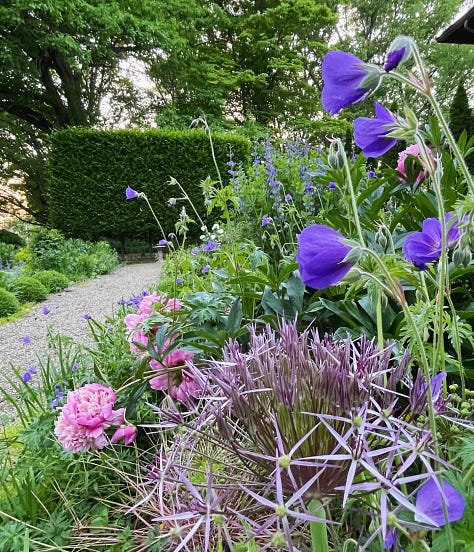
[0,262,162,423]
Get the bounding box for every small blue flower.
[83,313,91,321]
[328,182,337,190]
[176,277,183,284]
[56,391,64,399]
[403,214,462,270]
[125,186,138,200]
[384,47,405,72]
[158,239,167,246]
[191,248,200,256]
[322,51,381,115]
[284,194,292,202]
[368,170,376,178]
[354,102,398,158]
[22,335,31,346]
[201,264,210,274]
[261,216,273,227]
[42,307,50,315]
[296,225,354,289]
[28,366,36,375]
[202,240,217,252]
[22,372,31,383]
[415,479,466,526]
[51,399,59,408]
[72,363,79,372]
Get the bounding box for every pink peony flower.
[138,292,161,315]
[149,349,201,402]
[111,425,137,446]
[165,297,181,311]
[54,383,124,453]
[396,144,432,184]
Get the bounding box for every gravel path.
[0,262,162,423]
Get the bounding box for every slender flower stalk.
[338,137,365,246]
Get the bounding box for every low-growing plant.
[33,270,70,293]
[0,287,21,317]
[21,227,119,279]
[11,276,48,303]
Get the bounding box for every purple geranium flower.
[22,372,31,383]
[322,51,380,115]
[354,102,398,158]
[368,170,376,178]
[261,216,273,227]
[125,186,138,200]
[201,264,210,274]
[403,214,462,270]
[415,479,466,526]
[83,313,91,321]
[22,335,31,346]
[328,181,337,190]
[384,47,405,72]
[296,224,354,289]
[42,307,50,315]
[202,240,217,252]
[191,248,199,256]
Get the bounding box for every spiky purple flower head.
[208,321,411,498]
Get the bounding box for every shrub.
[21,228,119,279]
[0,229,25,247]
[0,243,17,267]
[12,276,48,303]
[33,270,70,293]
[0,287,21,317]
[47,128,251,242]
[0,271,13,290]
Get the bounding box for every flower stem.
[339,138,365,247]
[308,499,329,552]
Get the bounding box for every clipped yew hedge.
[47,128,250,243]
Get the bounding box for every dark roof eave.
[437,7,474,44]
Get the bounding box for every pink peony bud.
[111,425,137,446]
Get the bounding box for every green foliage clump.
[0,272,13,291]
[33,270,70,293]
[12,276,48,303]
[22,227,119,279]
[0,287,21,317]
[0,229,25,246]
[47,128,251,243]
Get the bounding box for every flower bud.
[375,228,388,250]
[453,246,472,268]
[327,142,345,170]
[403,106,419,131]
[385,36,413,70]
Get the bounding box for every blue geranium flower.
[296,225,354,289]
[354,102,398,158]
[403,214,462,270]
[415,479,466,526]
[322,51,381,115]
[125,186,138,200]
[384,47,405,72]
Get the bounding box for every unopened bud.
[375,228,388,249]
[385,36,414,70]
[403,106,419,131]
[453,246,472,268]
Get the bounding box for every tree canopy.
[0,0,471,222]
[0,0,171,218]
